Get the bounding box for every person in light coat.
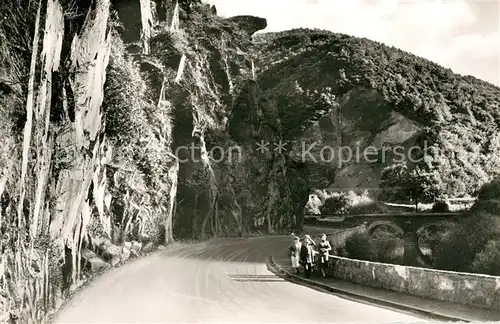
[289,236,302,274]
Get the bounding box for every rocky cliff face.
[1,1,500,322]
[0,0,272,321]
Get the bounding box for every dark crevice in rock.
[153,0,167,21]
[112,0,142,43]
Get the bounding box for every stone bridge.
[304,212,467,267]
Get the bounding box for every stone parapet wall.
[310,226,500,311]
[327,250,500,311]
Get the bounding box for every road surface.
[53,235,429,323]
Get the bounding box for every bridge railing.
[305,212,461,218]
[309,225,367,255]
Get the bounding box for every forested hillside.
[249,28,500,198]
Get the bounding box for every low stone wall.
[327,255,500,311]
[303,226,500,310]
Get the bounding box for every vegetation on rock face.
[0,0,112,321]
[102,28,176,244]
[155,3,271,239]
[0,0,275,320]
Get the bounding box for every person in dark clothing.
[318,234,332,278]
[300,234,316,278]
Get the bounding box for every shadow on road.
[165,228,344,265]
[227,274,278,278]
[226,274,286,282]
[231,278,287,282]
[166,236,290,263]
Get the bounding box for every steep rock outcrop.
[226,15,268,36]
[148,6,268,239]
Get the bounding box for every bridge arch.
[366,220,435,267]
[366,221,404,237]
[415,220,454,265]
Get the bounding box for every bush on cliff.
[379,163,439,204]
[431,200,450,213]
[433,213,500,272]
[320,193,349,215]
[431,179,500,274]
[345,232,377,261]
[474,178,500,202]
[347,202,387,215]
[471,239,500,276]
[316,190,372,215]
[344,229,404,263]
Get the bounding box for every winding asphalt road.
[53,235,428,323]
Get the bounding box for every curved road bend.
[53,236,429,323]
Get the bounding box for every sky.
[204,0,500,87]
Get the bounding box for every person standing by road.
[318,234,332,278]
[300,234,316,278]
[289,236,302,274]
